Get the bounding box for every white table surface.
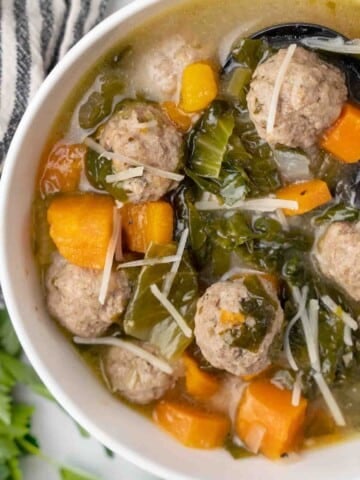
[20,1,159,478]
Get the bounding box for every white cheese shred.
[292,372,303,407]
[84,137,184,182]
[313,372,346,427]
[105,166,144,183]
[344,325,353,347]
[284,286,308,372]
[266,44,297,134]
[117,255,181,269]
[98,208,122,305]
[220,267,265,282]
[321,295,358,330]
[150,284,193,338]
[195,198,298,212]
[308,299,321,372]
[162,228,189,297]
[73,336,173,375]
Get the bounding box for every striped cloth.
[0,0,109,167]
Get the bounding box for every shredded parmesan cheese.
[84,137,184,182]
[275,208,289,230]
[291,372,302,407]
[150,284,192,338]
[313,372,346,427]
[105,166,144,183]
[220,267,265,282]
[266,44,297,134]
[321,295,358,330]
[195,198,298,212]
[162,228,189,297]
[308,299,321,372]
[98,208,122,305]
[73,336,173,374]
[344,325,353,347]
[117,255,181,269]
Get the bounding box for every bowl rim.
[0,1,191,479]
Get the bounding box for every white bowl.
[1,1,360,479]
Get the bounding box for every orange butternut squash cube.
[122,201,174,253]
[47,193,114,269]
[183,354,220,399]
[321,103,360,163]
[180,63,218,113]
[39,143,86,197]
[236,379,307,459]
[154,400,230,449]
[276,179,332,216]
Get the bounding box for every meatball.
[315,222,360,302]
[101,343,176,404]
[99,101,183,203]
[137,35,206,101]
[194,279,283,376]
[45,253,130,337]
[247,46,347,148]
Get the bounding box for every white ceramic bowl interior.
[1,1,360,479]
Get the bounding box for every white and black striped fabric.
[0,0,109,166]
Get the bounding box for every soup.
[33,0,360,460]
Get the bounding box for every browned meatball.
[247,47,347,148]
[315,222,360,302]
[46,253,130,337]
[194,278,284,376]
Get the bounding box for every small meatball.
[247,46,347,148]
[101,343,176,404]
[46,253,130,337]
[138,35,205,101]
[315,222,360,301]
[99,101,183,203]
[194,279,283,376]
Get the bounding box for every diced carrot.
[47,193,114,269]
[122,201,174,254]
[39,144,86,197]
[236,379,308,459]
[321,103,360,163]
[220,310,246,326]
[276,179,332,216]
[180,63,218,113]
[154,400,230,449]
[162,102,192,132]
[183,354,220,399]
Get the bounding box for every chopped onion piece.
[220,267,265,282]
[244,424,266,454]
[105,166,144,183]
[195,198,298,212]
[162,228,189,297]
[117,255,181,269]
[301,36,360,54]
[344,325,353,347]
[291,372,302,407]
[266,44,297,134]
[150,284,192,338]
[313,372,346,427]
[73,336,173,374]
[321,295,358,330]
[84,137,184,182]
[98,208,121,305]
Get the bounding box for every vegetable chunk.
[183,354,220,399]
[47,194,114,269]
[180,63,218,113]
[39,144,86,197]
[236,379,307,459]
[321,103,360,163]
[122,202,174,253]
[154,400,230,448]
[276,179,332,216]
